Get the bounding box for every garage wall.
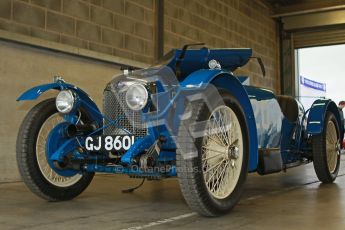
[0,0,155,63]
[0,0,280,182]
[164,0,280,91]
[0,40,121,182]
[0,0,280,91]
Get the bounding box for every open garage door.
[278,6,345,96]
[296,44,345,108]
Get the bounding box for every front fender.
[307,99,343,136]
[17,81,102,123]
[181,70,258,172]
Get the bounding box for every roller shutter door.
[293,26,345,48]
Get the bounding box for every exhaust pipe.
[66,124,96,137]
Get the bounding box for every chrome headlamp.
[56,90,75,113]
[125,83,148,111]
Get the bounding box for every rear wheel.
[176,90,249,216]
[312,111,341,183]
[16,98,94,201]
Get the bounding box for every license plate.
[85,135,135,151]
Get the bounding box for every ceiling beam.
[280,7,345,30]
[272,4,345,18]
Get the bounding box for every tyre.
[16,98,94,201]
[312,111,341,183]
[176,90,249,216]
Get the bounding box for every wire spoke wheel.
[36,114,82,187]
[17,98,94,201]
[325,120,339,174]
[312,111,341,183]
[202,105,243,199]
[176,90,249,216]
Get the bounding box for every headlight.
[56,90,75,113]
[125,83,148,111]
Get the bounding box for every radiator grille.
[103,88,147,137]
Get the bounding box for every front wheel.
[176,90,249,216]
[312,111,341,183]
[16,98,94,201]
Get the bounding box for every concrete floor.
[1,159,345,230]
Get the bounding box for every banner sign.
[300,76,326,92]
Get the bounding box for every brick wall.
[0,0,279,91]
[164,0,279,91]
[0,0,155,64]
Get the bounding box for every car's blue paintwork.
[140,68,258,171]
[17,47,342,177]
[84,164,176,177]
[307,99,342,135]
[46,122,79,177]
[17,81,103,124]
[17,83,61,101]
[245,86,283,149]
[121,135,155,164]
[167,48,252,79]
[17,81,104,173]
[212,77,259,171]
[49,137,82,162]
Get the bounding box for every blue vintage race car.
[17,45,343,216]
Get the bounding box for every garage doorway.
[295,44,345,109]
